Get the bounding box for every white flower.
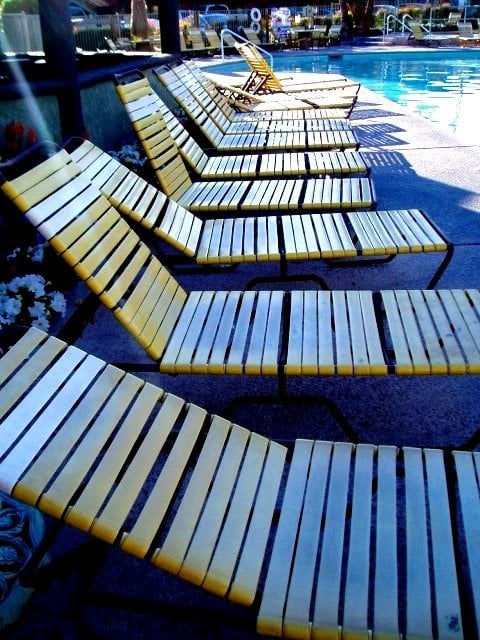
[0,296,22,325]
[28,300,47,319]
[8,274,46,298]
[28,243,46,263]
[32,315,50,331]
[0,274,66,329]
[49,292,67,315]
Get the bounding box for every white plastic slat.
[342,444,375,637]
[312,442,353,638]
[257,439,315,637]
[152,415,231,574]
[404,447,433,638]
[283,441,333,639]
[424,449,463,638]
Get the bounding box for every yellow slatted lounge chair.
[0,143,475,384]
[66,137,452,288]
[2,326,479,639]
[407,21,444,47]
[232,41,359,95]
[458,22,480,46]
[114,71,367,178]
[188,27,215,56]
[113,81,373,214]
[203,28,221,53]
[151,74,360,153]
[241,26,263,46]
[167,59,355,120]
[154,67,356,137]
[327,23,344,45]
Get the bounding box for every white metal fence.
[0,7,342,54]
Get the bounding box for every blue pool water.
[212,50,480,144]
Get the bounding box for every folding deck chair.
[66,137,452,288]
[233,41,360,95]
[2,325,479,639]
[114,72,368,180]
[167,59,354,120]
[1,143,476,389]
[113,79,373,214]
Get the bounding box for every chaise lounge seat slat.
[0,327,478,638]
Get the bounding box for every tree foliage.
[1,0,39,13]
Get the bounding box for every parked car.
[70,1,95,18]
[198,4,230,29]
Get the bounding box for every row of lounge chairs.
[179,23,345,57]
[0,54,479,639]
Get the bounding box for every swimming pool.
[211,49,480,144]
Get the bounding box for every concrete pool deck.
[5,46,480,639]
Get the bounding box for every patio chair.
[152,71,360,152]
[165,59,355,120]
[2,325,478,638]
[240,26,263,46]
[327,23,344,45]
[113,81,373,213]
[114,73,368,179]
[0,142,474,389]
[171,58,356,114]
[179,29,190,53]
[203,28,222,53]
[66,137,452,288]
[188,28,215,56]
[407,21,444,47]
[232,41,359,95]
[443,11,462,29]
[457,22,480,46]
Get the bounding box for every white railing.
[383,13,415,40]
[219,28,274,66]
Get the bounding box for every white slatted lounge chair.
[114,71,368,179]
[113,79,373,214]
[2,325,478,639]
[0,143,475,384]
[157,64,359,123]
[66,137,452,288]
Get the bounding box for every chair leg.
[224,372,360,444]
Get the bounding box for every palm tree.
[131,0,149,39]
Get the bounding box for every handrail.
[383,13,414,41]
[219,27,274,68]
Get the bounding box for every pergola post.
[38,0,86,140]
[157,0,181,54]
